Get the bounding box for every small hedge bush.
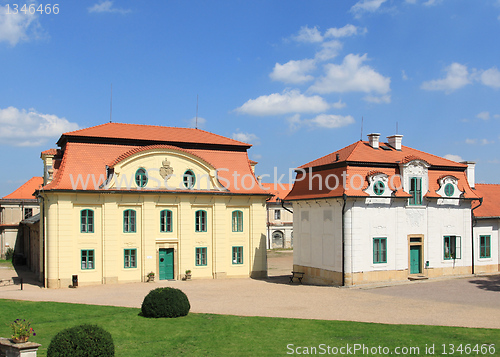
[141,287,190,318]
[47,324,114,357]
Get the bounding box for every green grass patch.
[0,299,498,356]
[0,259,13,268]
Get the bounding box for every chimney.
[461,161,476,188]
[387,134,403,150]
[367,133,380,149]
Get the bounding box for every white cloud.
[402,70,409,80]
[481,138,494,145]
[292,26,323,43]
[465,138,476,145]
[232,132,260,145]
[332,100,346,109]
[324,24,366,38]
[315,40,343,61]
[0,106,79,146]
[185,116,206,129]
[0,3,43,45]
[421,63,471,93]
[88,1,131,14]
[309,54,391,95]
[286,113,355,130]
[351,0,388,17]
[476,111,490,120]
[269,59,316,84]
[444,154,463,162]
[235,90,330,116]
[480,67,500,88]
[363,94,391,103]
[252,154,262,160]
[308,114,355,129]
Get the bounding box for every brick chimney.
[367,133,380,149]
[387,135,403,150]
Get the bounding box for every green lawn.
[0,259,13,268]
[0,299,498,356]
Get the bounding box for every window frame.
[135,168,148,188]
[195,210,207,232]
[443,235,461,260]
[183,170,196,189]
[24,208,33,220]
[373,237,387,264]
[123,209,137,233]
[160,209,173,233]
[124,249,137,269]
[195,247,207,266]
[80,209,94,233]
[479,235,491,259]
[232,246,243,265]
[232,210,243,232]
[444,183,454,197]
[409,177,422,205]
[373,181,385,196]
[274,209,281,220]
[81,249,95,270]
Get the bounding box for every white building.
[260,183,293,249]
[285,134,497,286]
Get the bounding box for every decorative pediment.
[364,172,392,198]
[436,175,462,199]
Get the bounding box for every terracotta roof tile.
[473,184,500,218]
[260,183,293,202]
[60,122,250,148]
[41,148,60,156]
[3,177,43,200]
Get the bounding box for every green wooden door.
[410,246,421,274]
[159,248,174,280]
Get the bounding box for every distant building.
[260,183,293,249]
[285,134,497,286]
[37,123,269,288]
[0,177,42,259]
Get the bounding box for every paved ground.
[1,251,499,329]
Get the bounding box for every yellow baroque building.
[38,123,269,288]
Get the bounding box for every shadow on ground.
[469,275,500,292]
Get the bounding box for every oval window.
[444,183,454,197]
[135,168,148,188]
[183,170,196,189]
[373,181,385,196]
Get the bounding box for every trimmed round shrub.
[141,287,190,318]
[47,324,114,357]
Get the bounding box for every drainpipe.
[281,199,293,214]
[471,197,483,275]
[341,193,347,287]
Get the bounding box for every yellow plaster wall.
[42,192,267,288]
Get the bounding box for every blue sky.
[1,0,500,197]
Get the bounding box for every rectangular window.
[160,210,172,232]
[195,210,207,232]
[195,247,207,266]
[274,209,281,220]
[232,210,243,232]
[232,246,243,264]
[81,209,94,233]
[124,249,137,268]
[81,250,94,270]
[480,235,491,259]
[373,238,387,264]
[123,209,136,233]
[409,177,422,205]
[24,208,33,219]
[444,236,461,260]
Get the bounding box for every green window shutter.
[81,210,94,233]
[195,210,207,232]
[232,211,243,232]
[373,238,387,264]
[196,247,207,266]
[232,246,243,264]
[160,210,172,232]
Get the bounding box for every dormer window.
[444,183,454,197]
[409,177,422,205]
[436,175,461,199]
[373,181,385,195]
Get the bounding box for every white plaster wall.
[292,199,343,272]
[474,219,499,269]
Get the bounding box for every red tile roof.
[286,140,478,201]
[41,148,60,156]
[43,141,267,195]
[300,141,466,169]
[473,184,500,218]
[260,183,293,202]
[3,177,43,200]
[59,123,250,148]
